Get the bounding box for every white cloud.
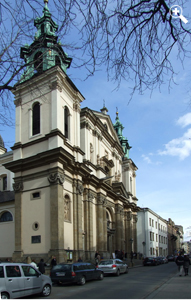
[176,113,191,128]
[141,154,152,164]
[159,128,191,160]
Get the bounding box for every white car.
[0,262,52,299]
[98,259,128,276]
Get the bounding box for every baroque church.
[0,0,140,263]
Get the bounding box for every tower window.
[32,102,40,135]
[41,24,44,34]
[64,107,69,139]
[50,25,53,32]
[3,176,7,191]
[55,55,61,68]
[34,52,43,73]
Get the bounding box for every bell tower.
[5,0,85,262]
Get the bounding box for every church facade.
[0,1,140,263]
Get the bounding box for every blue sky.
[1,0,191,241]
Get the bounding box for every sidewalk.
[146,272,191,299]
[126,259,143,268]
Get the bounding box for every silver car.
[98,259,128,276]
[0,262,52,299]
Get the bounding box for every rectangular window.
[152,219,154,227]
[3,176,7,191]
[150,248,152,255]
[156,234,158,242]
[31,235,41,243]
[149,218,151,226]
[159,224,160,230]
[156,221,157,229]
[0,266,4,278]
[150,231,152,241]
[31,191,41,200]
[152,232,154,241]
[6,266,21,277]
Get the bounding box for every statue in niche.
[64,196,70,221]
[90,143,94,162]
[97,154,100,165]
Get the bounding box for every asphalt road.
[30,262,178,299]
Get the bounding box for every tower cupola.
[20,0,72,83]
[113,110,131,159]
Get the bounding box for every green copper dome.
[20,0,72,83]
[113,111,131,158]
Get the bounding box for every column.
[48,171,65,263]
[12,181,24,262]
[133,214,138,253]
[97,195,105,251]
[125,211,133,257]
[73,180,84,260]
[115,204,122,251]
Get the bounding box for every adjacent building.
[137,208,168,257]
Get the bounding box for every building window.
[31,235,41,243]
[31,191,41,200]
[150,248,152,255]
[155,221,157,229]
[152,219,154,227]
[0,211,13,222]
[156,234,158,242]
[150,231,152,241]
[3,176,7,191]
[159,224,160,230]
[41,24,44,34]
[64,106,69,139]
[32,102,40,135]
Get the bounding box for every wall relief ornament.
[13,182,23,192]
[49,81,62,92]
[48,173,65,185]
[97,196,107,205]
[76,183,84,195]
[133,215,138,223]
[126,211,132,221]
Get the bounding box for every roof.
[0,191,15,203]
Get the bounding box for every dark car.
[143,257,160,266]
[167,255,174,262]
[50,262,104,285]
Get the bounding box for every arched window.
[0,211,13,222]
[34,52,43,73]
[32,102,40,135]
[64,107,69,139]
[55,55,61,68]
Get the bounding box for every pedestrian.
[175,253,184,276]
[30,259,38,269]
[78,257,83,262]
[183,254,190,276]
[37,259,47,274]
[51,256,57,269]
[130,250,134,262]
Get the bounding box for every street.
[28,262,177,299]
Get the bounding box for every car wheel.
[98,272,104,280]
[116,269,120,276]
[1,293,9,299]
[79,276,86,285]
[41,284,51,297]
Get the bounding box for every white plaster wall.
[22,186,50,254]
[0,206,15,257]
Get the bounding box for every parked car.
[167,255,175,262]
[143,257,160,266]
[157,256,167,264]
[0,262,52,299]
[50,262,104,285]
[98,259,128,276]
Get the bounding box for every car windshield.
[53,264,71,271]
[99,260,113,265]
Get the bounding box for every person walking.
[30,259,38,269]
[176,253,184,276]
[51,256,57,269]
[183,254,190,276]
[37,259,47,274]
